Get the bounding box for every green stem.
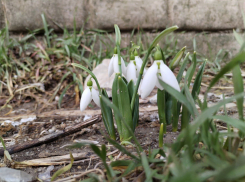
[117,45,122,76]
[71,63,102,94]
[159,123,164,148]
[130,51,151,110]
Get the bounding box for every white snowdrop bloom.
[140,48,180,99]
[80,80,100,112]
[134,49,146,76]
[126,53,137,84]
[108,48,127,77]
[135,56,142,77]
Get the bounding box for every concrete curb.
[1,0,244,31]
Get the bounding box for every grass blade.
[232,65,244,121]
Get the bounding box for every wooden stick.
[0,116,101,156]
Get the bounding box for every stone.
[169,0,245,30]
[0,167,34,182]
[2,0,86,31]
[84,59,115,97]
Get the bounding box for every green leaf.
[208,51,245,91]
[105,136,140,161]
[112,74,122,136]
[158,78,195,117]
[177,92,245,142]
[117,76,133,141]
[114,24,121,45]
[172,97,179,132]
[71,63,101,93]
[141,152,153,182]
[213,115,245,135]
[159,123,164,147]
[169,46,186,70]
[233,29,243,46]
[110,160,132,167]
[176,52,189,83]
[100,89,116,140]
[165,92,173,125]
[100,95,143,152]
[187,52,197,87]
[51,153,74,181]
[232,65,244,121]
[150,26,178,50]
[157,89,166,132]
[0,136,6,150]
[191,60,206,100]
[132,94,139,131]
[214,156,245,182]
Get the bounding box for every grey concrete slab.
[2,0,86,31]
[87,0,169,30]
[169,0,245,30]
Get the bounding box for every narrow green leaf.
[233,29,243,46]
[71,63,101,93]
[177,92,245,142]
[177,52,189,83]
[118,76,133,141]
[187,52,197,87]
[100,89,116,140]
[51,153,74,181]
[159,123,164,147]
[112,74,122,136]
[232,65,244,121]
[157,89,166,132]
[158,78,195,116]
[172,97,179,132]
[165,92,172,125]
[214,156,245,182]
[169,46,186,70]
[141,152,152,181]
[114,24,121,45]
[100,95,143,152]
[208,51,245,91]
[132,94,139,131]
[150,26,178,49]
[191,60,206,100]
[213,115,245,135]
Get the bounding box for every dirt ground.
[0,73,240,181]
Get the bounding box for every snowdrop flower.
[108,47,127,77]
[80,79,100,112]
[126,52,137,84]
[140,47,180,99]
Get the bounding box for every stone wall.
[0,0,244,56]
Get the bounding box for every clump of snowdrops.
[72,25,187,143]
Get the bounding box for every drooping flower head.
[80,79,100,112]
[108,47,127,77]
[140,46,180,99]
[126,52,137,84]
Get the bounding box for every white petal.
[126,61,137,84]
[92,88,101,107]
[159,62,180,92]
[108,55,115,77]
[140,63,158,99]
[135,56,143,66]
[113,54,119,73]
[135,56,142,76]
[121,57,127,76]
[80,87,92,112]
[136,64,140,77]
[156,78,164,90]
